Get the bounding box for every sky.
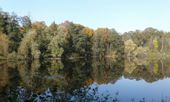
[0,0,170,33]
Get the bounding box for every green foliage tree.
[92,28,122,58]
[20,16,32,33]
[48,27,66,57]
[0,11,23,53]
[31,21,51,59]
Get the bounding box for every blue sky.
[0,0,170,33]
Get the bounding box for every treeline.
[0,10,170,60]
[0,10,123,60]
[123,28,170,59]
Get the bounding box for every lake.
[0,58,170,102]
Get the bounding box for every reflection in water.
[0,58,170,101]
[124,58,170,82]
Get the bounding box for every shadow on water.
[1,57,170,101]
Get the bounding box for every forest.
[0,10,170,61]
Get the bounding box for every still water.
[0,58,170,102]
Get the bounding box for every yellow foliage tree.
[0,32,9,57]
[18,30,40,59]
[153,38,158,50]
[31,21,46,30]
[81,27,94,37]
[124,39,137,57]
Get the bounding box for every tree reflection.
[124,58,170,82]
[1,57,170,101]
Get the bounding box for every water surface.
[0,58,170,102]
